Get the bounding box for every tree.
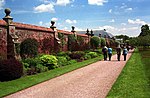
[115,35,129,43]
[139,24,150,36]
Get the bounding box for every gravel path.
[5,50,134,98]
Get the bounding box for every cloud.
[109,9,112,13]
[121,23,127,26]
[125,8,133,11]
[39,21,43,26]
[88,0,108,6]
[34,3,55,13]
[98,25,140,37]
[128,19,146,25]
[56,0,74,6]
[109,19,115,22]
[51,17,58,21]
[38,21,51,27]
[65,19,77,24]
[120,3,127,9]
[0,0,5,10]
[40,0,51,3]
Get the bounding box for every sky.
[0,0,150,37]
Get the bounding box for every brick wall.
[0,20,88,59]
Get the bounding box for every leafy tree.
[115,35,129,43]
[139,24,150,36]
[129,37,138,46]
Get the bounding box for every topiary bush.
[90,36,101,49]
[40,55,58,69]
[0,59,23,81]
[20,38,38,59]
[100,38,106,47]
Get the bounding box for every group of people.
[102,45,128,61]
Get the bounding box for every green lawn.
[0,55,103,97]
[107,48,150,98]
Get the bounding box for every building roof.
[77,30,114,38]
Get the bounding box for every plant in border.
[0,59,23,81]
[20,38,38,59]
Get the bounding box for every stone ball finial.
[5,8,11,16]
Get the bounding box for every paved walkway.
[5,50,134,98]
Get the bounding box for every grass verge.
[107,48,150,98]
[0,55,103,97]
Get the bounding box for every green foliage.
[68,34,77,51]
[57,56,68,66]
[58,33,66,51]
[90,36,100,49]
[115,35,129,42]
[130,35,150,47]
[40,55,58,69]
[107,49,150,98]
[0,59,23,81]
[22,58,40,67]
[129,37,138,46]
[36,64,48,73]
[67,60,77,65]
[0,55,103,97]
[100,38,106,47]
[86,52,98,58]
[22,57,43,75]
[20,38,38,59]
[139,24,150,36]
[84,54,91,60]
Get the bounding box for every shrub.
[84,54,91,60]
[0,59,23,81]
[40,55,58,69]
[20,38,38,59]
[69,51,85,59]
[57,56,68,66]
[22,57,43,75]
[67,60,77,65]
[22,58,39,67]
[100,38,106,47]
[36,64,48,73]
[86,52,98,58]
[90,36,101,49]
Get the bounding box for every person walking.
[122,46,128,61]
[108,46,112,61]
[102,46,108,61]
[116,45,121,61]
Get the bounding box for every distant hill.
[77,30,114,38]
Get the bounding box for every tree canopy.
[139,24,150,36]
